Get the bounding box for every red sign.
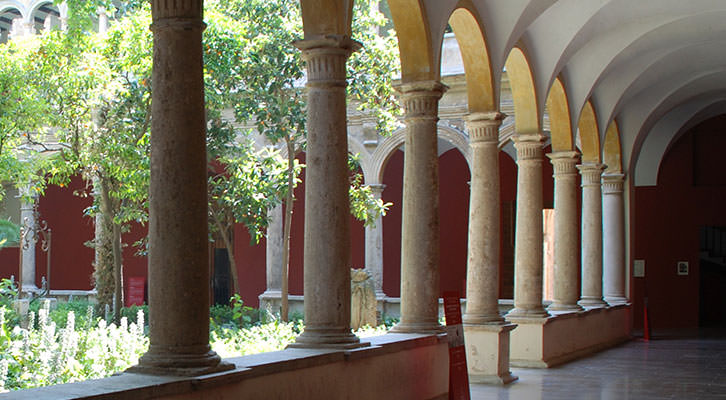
[443,291,470,400]
[126,277,146,307]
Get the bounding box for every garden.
[0,278,390,392]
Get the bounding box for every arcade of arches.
[3,0,726,398]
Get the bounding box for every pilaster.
[365,183,386,297]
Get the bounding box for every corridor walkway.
[470,331,726,399]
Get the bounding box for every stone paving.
[470,331,726,399]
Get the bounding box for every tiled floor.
[470,330,726,399]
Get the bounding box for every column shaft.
[602,174,627,305]
[547,152,583,312]
[132,0,230,375]
[463,112,505,324]
[290,37,364,348]
[578,163,607,308]
[263,205,283,295]
[364,184,386,296]
[391,81,447,333]
[506,133,549,319]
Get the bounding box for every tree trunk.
[112,219,123,323]
[94,178,115,313]
[280,137,295,322]
[212,209,240,296]
[99,178,124,323]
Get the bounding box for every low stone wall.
[6,333,449,400]
[510,304,632,368]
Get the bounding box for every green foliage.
[0,301,147,391]
[0,300,390,391]
[0,220,19,249]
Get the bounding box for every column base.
[288,329,370,350]
[464,322,517,385]
[128,348,234,377]
[390,320,446,334]
[578,298,608,309]
[604,296,628,306]
[505,307,550,320]
[547,302,583,313]
[463,313,505,325]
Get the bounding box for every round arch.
[633,98,726,186]
[387,0,436,82]
[505,46,541,135]
[299,0,353,38]
[578,99,601,163]
[370,124,471,183]
[448,3,496,112]
[602,120,622,174]
[546,76,574,152]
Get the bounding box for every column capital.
[152,0,202,20]
[294,36,360,88]
[366,183,386,196]
[602,173,625,194]
[395,80,447,121]
[466,112,506,143]
[547,151,580,177]
[512,133,545,162]
[577,163,606,186]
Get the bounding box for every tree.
[27,4,152,321]
[209,0,399,320]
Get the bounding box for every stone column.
[463,112,505,324]
[365,184,386,297]
[602,173,627,305]
[506,133,549,319]
[390,81,447,334]
[578,163,607,308]
[260,205,283,309]
[98,7,109,34]
[19,192,38,293]
[131,0,231,376]
[289,36,364,348]
[546,151,583,312]
[462,112,517,384]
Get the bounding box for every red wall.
[0,247,19,284]
[37,176,94,290]
[631,115,726,331]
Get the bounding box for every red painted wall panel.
[631,115,726,331]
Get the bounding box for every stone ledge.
[510,304,632,368]
[2,333,448,400]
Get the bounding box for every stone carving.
[351,268,377,330]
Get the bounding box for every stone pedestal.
[578,163,607,309]
[130,0,231,376]
[602,174,627,305]
[464,112,505,325]
[464,323,518,384]
[390,81,447,334]
[546,152,582,312]
[289,36,366,349]
[506,133,549,320]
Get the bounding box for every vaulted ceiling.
[382,0,726,186]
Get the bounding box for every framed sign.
[677,261,689,276]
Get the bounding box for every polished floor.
[470,330,726,399]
